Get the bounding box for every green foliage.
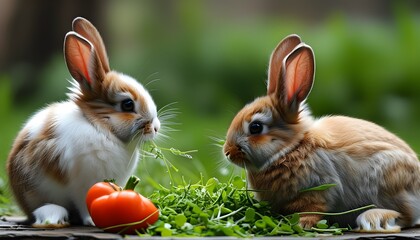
[132,142,376,237]
[141,176,348,237]
[299,184,337,193]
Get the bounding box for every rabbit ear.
[283,45,315,104]
[71,17,110,73]
[64,32,106,95]
[267,34,301,95]
[277,44,315,122]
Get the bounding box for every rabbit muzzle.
[134,117,160,141]
[223,142,247,168]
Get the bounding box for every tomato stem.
[124,175,140,190]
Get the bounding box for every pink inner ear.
[66,35,93,84]
[74,40,92,84]
[285,51,312,103]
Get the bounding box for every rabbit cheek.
[107,113,136,142]
[248,134,271,145]
[247,135,277,169]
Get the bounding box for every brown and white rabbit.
[223,34,420,232]
[7,17,160,227]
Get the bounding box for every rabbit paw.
[299,215,321,229]
[32,204,70,228]
[355,208,401,233]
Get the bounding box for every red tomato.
[86,182,120,212]
[86,181,159,234]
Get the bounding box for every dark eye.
[121,99,135,112]
[249,121,264,134]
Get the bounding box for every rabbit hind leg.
[355,208,402,233]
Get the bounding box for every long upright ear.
[72,17,110,73]
[64,32,106,94]
[267,34,301,95]
[278,44,315,121]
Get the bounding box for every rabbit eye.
[121,99,135,112]
[249,121,264,134]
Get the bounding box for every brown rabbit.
[224,34,420,232]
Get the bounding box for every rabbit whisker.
[153,102,180,144]
[126,136,144,169]
[144,72,161,87]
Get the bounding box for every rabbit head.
[224,34,315,170]
[65,17,160,143]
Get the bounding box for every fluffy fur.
[224,34,420,232]
[7,17,160,226]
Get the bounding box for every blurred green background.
[1,0,420,200]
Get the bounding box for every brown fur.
[247,133,322,214]
[310,116,415,156]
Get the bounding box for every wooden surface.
[1,216,420,239]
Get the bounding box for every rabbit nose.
[225,151,233,161]
[224,144,241,159]
[152,118,160,133]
